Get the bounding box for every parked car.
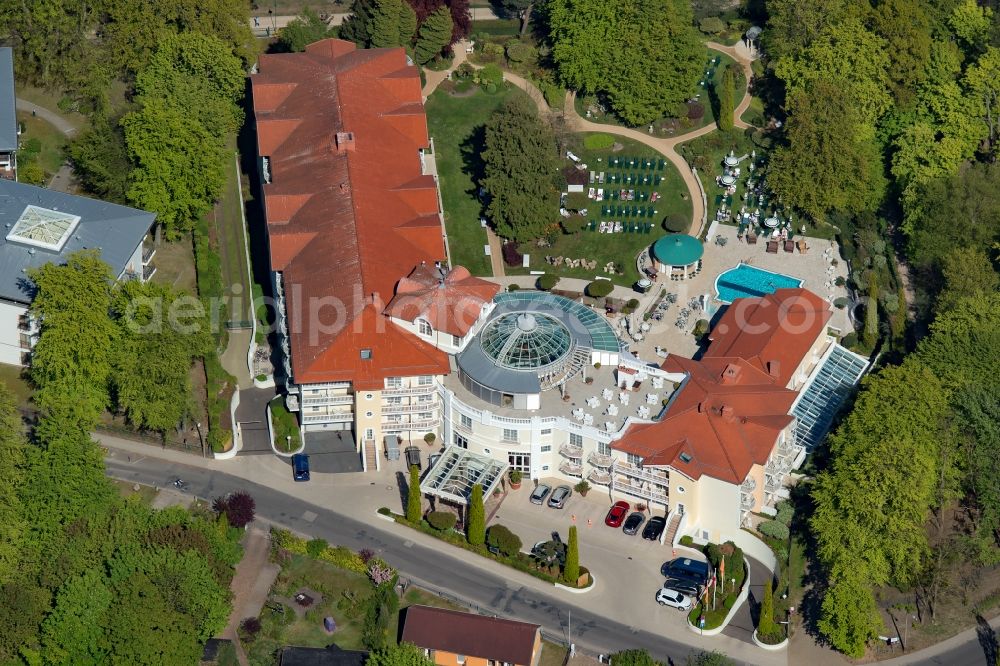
[662,577,701,597]
[622,512,646,535]
[529,484,552,505]
[655,587,693,611]
[548,485,573,509]
[605,501,630,527]
[291,454,310,482]
[661,557,710,586]
[642,515,667,540]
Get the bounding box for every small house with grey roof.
[0,179,156,365]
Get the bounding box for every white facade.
[0,300,33,366]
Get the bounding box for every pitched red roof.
[614,289,831,483]
[703,288,831,386]
[252,39,448,386]
[385,263,500,336]
[401,606,539,665]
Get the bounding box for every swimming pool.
[714,264,803,303]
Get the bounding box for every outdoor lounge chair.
[797,239,809,253]
[784,240,795,253]
[747,233,758,244]
[766,240,779,254]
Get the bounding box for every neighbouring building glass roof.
[481,312,572,371]
[6,205,81,251]
[420,446,508,504]
[791,343,869,451]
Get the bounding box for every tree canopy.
[278,8,338,52]
[414,5,453,64]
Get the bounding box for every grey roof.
[0,180,155,304]
[0,48,15,152]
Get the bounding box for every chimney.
[335,131,356,152]
[721,405,735,421]
[721,363,741,384]
[767,360,781,378]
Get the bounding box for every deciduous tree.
[278,8,337,52]
[368,642,434,666]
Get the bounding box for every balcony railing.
[302,394,354,406]
[302,411,353,423]
[588,452,614,468]
[588,469,612,486]
[616,462,669,485]
[383,384,436,396]
[142,246,156,265]
[142,264,156,281]
[559,461,583,477]
[559,443,583,459]
[616,482,668,506]
[382,402,439,415]
[383,418,439,431]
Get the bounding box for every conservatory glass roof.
[791,343,869,451]
[420,446,508,504]
[6,205,81,251]
[480,312,572,371]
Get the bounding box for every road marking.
[403,540,414,548]
[302,510,317,523]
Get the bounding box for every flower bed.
[686,540,748,632]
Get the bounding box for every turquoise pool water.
[715,264,803,303]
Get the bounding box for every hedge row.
[270,528,371,575]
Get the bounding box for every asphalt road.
[105,457,755,665]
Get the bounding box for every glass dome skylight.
[6,205,81,251]
[480,312,572,371]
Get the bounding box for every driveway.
[293,429,362,474]
[235,387,275,455]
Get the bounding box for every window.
[365,411,373,418]
[502,428,518,442]
[540,445,551,452]
[541,428,552,435]
[508,452,530,472]
[360,348,372,360]
[418,319,433,336]
[569,433,582,447]
[598,442,612,456]
[364,393,373,400]
[454,433,468,449]
[628,453,643,467]
[418,375,433,386]
[460,414,473,429]
[387,396,402,405]
[677,486,686,494]
[386,377,402,389]
[679,452,693,463]
[452,334,462,346]
[311,406,319,412]
[542,465,549,471]
[418,412,432,420]
[418,394,433,403]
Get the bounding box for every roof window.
[679,452,693,463]
[360,348,372,360]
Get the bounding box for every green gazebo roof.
[652,234,703,266]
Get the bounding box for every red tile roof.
[252,39,448,386]
[401,606,539,665]
[614,289,831,483]
[385,263,500,336]
[703,288,831,386]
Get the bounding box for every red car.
[604,501,630,527]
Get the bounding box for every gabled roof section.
[704,288,831,386]
[401,606,539,665]
[251,39,446,385]
[385,264,500,337]
[0,48,15,152]
[615,289,832,484]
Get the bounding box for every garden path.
[15,97,79,193]
[220,525,280,666]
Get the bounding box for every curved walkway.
[14,97,79,137]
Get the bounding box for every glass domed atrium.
[480,313,572,371]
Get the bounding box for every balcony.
[302,394,354,406]
[587,451,614,468]
[559,443,583,459]
[142,264,156,282]
[588,469,612,486]
[383,384,436,396]
[616,481,668,506]
[616,462,669,485]
[741,493,755,509]
[142,245,156,265]
[383,418,439,431]
[382,402,439,415]
[559,461,583,477]
[302,411,353,424]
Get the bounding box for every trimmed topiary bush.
[586,280,614,298]
[699,16,725,34]
[775,500,793,526]
[583,133,615,150]
[537,274,560,291]
[486,524,523,556]
[841,332,858,348]
[663,213,689,233]
[693,319,710,338]
[833,297,848,309]
[758,519,789,541]
[427,511,457,531]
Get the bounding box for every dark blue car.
[292,454,310,482]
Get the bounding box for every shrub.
[775,501,793,526]
[427,511,457,531]
[507,284,520,292]
[377,506,391,516]
[467,484,485,545]
[239,617,262,642]
[319,546,368,574]
[455,62,475,78]
[502,241,523,266]
[699,16,726,34]
[215,491,256,529]
[574,480,591,494]
[834,276,846,287]
[693,319,710,338]
[758,520,789,541]
[423,432,436,444]
[626,298,640,310]
[723,594,736,609]
[841,332,858,348]
[487,524,523,556]
[509,469,523,484]
[833,297,848,309]
[478,63,504,89]
[586,280,614,298]
[687,102,705,120]
[664,213,689,233]
[563,525,580,584]
[306,538,329,557]
[583,133,615,150]
[705,542,723,568]
[406,465,422,523]
[505,40,535,64]
[679,535,695,547]
[537,274,560,290]
[757,578,779,639]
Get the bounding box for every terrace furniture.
[602,388,614,400]
[747,233,758,245]
[766,240,779,253]
[651,377,664,389]
[606,404,619,417]
[605,421,617,432]
[797,239,810,253]
[784,239,795,253]
[572,408,585,421]
[619,392,630,406]
[637,405,651,419]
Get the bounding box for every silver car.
[529,484,552,505]
[548,485,572,509]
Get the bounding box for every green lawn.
[0,364,32,410]
[16,112,66,178]
[426,84,528,276]
[741,95,765,127]
[270,397,300,452]
[574,49,740,132]
[113,480,158,505]
[245,554,465,662]
[539,640,569,666]
[506,135,692,287]
[208,135,252,324]
[14,84,89,130]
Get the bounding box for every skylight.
[6,205,81,252]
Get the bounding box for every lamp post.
[195,422,204,457]
[286,435,291,452]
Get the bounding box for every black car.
[622,512,646,536]
[291,454,310,482]
[642,515,667,540]
[663,577,701,597]
[661,557,710,586]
